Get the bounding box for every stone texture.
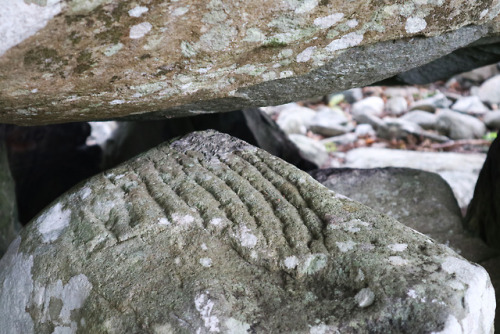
[400,110,438,130]
[310,168,498,263]
[436,109,487,140]
[477,75,500,104]
[0,140,20,257]
[0,131,495,333]
[484,110,500,129]
[452,96,490,114]
[342,147,486,209]
[1,1,500,125]
[310,167,500,333]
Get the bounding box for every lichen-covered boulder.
[0,131,495,333]
[1,1,500,125]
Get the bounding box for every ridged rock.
[0,131,495,333]
[1,1,500,124]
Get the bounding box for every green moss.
[69,31,82,45]
[74,50,95,74]
[262,38,288,48]
[23,47,67,72]
[96,26,124,44]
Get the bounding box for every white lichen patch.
[172,7,189,16]
[35,274,92,326]
[104,43,123,57]
[224,318,251,334]
[238,225,258,248]
[298,254,328,275]
[387,243,408,252]
[200,258,212,267]
[79,187,92,200]
[109,99,125,105]
[280,70,294,78]
[480,9,489,19]
[313,13,344,29]
[293,0,318,14]
[296,46,316,63]
[195,293,220,332]
[388,256,408,266]
[201,243,208,251]
[243,28,266,42]
[0,0,62,56]
[0,238,35,333]
[36,202,71,243]
[310,323,337,334]
[440,256,496,334]
[346,19,359,28]
[284,256,299,269]
[355,288,375,308]
[128,6,149,17]
[355,269,365,282]
[209,218,223,226]
[326,32,364,52]
[129,22,153,39]
[158,217,170,225]
[407,289,417,298]
[172,213,194,226]
[405,17,427,34]
[336,240,356,252]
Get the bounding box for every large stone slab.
[0,131,495,333]
[1,1,500,124]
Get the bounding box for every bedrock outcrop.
[1,0,500,124]
[0,131,495,333]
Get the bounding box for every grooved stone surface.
[1,1,500,124]
[0,131,495,333]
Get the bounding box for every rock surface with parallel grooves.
[0,130,495,333]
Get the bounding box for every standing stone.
[0,131,494,333]
[0,139,20,257]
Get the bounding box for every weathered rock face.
[310,167,500,333]
[0,140,20,257]
[1,1,500,125]
[0,131,495,333]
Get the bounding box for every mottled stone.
[1,1,500,124]
[0,131,495,333]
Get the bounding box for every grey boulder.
[477,75,500,104]
[436,109,486,140]
[0,131,495,333]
